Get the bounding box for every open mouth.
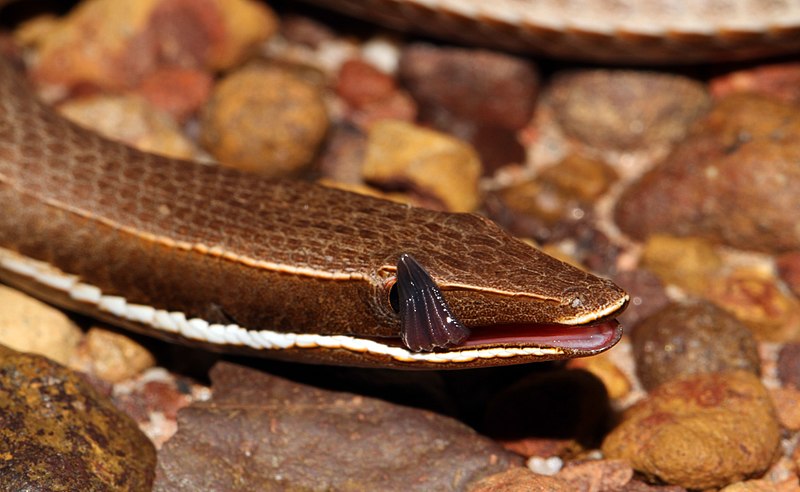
[461,318,622,352]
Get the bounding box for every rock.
[0,285,82,366]
[136,67,213,123]
[777,343,800,389]
[602,371,780,489]
[611,269,670,329]
[399,44,537,171]
[362,119,481,212]
[777,252,800,298]
[711,63,800,104]
[82,327,156,383]
[639,235,722,294]
[615,94,800,253]
[549,70,710,151]
[336,59,417,128]
[467,467,571,492]
[0,345,155,489]
[704,267,800,342]
[200,64,329,177]
[30,0,277,93]
[336,58,397,109]
[556,459,634,491]
[400,44,538,130]
[631,301,761,390]
[58,94,197,159]
[155,362,521,491]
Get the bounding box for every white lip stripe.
[0,247,565,363]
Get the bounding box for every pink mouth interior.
[462,319,622,352]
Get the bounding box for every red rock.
[711,63,800,104]
[336,59,396,109]
[137,67,213,122]
[615,94,800,253]
[400,43,538,130]
[557,459,634,491]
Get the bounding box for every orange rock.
[639,235,722,294]
[602,371,780,489]
[200,65,328,177]
[362,120,481,212]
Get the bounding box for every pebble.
[467,467,572,492]
[0,285,82,366]
[399,43,538,171]
[602,371,780,489]
[615,93,800,253]
[336,59,417,128]
[704,267,800,342]
[82,327,156,383]
[556,459,634,491]
[639,234,722,294]
[399,43,538,130]
[548,70,710,152]
[362,119,481,212]
[0,345,156,490]
[30,0,277,94]
[777,252,800,298]
[59,94,198,159]
[200,64,329,177]
[631,301,761,390]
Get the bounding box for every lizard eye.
[394,253,470,352]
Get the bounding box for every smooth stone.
[201,64,328,177]
[549,70,710,152]
[631,300,761,390]
[155,362,521,491]
[0,285,82,366]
